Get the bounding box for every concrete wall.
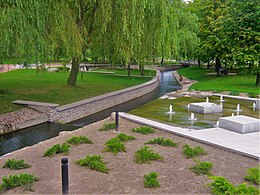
[51,72,160,123]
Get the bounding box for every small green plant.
[209,176,259,195]
[229,91,240,96]
[143,172,160,188]
[132,126,155,134]
[43,143,70,157]
[75,155,109,173]
[0,174,38,191]
[182,144,207,158]
[116,133,136,142]
[190,160,213,175]
[145,137,178,147]
[244,166,260,185]
[247,92,258,98]
[66,136,93,145]
[104,137,126,155]
[2,159,31,170]
[135,146,163,164]
[99,122,116,131]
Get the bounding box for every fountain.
[236,104,242,112]
[232,113,235,117]
[253,103,256,109]
[189,112,197,121]
[167,104,175,114]
[216,121,219,127]
[206,97,209,103]
[187,104,190,109]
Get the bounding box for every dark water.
[0,71,180,156]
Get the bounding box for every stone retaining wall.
[51,72,160,123]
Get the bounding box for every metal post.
[115,111,119,133]
[61,158,69,194]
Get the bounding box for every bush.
[209,176,259,195]
[75,155,109,173]
[2,159,31,170]
[135,146,163,164]
[190,160,213,175]
[116,133,136,142]
[248,92,258,98]
[182,144,207,158]
[132,126,155,134]
[43,143,70,157]
[0,174,38,192]
[66,136,93,145]
[143,172,160,188]
[229,91,240,96]
[104,138,126,155]
[145,137,178,147]
[244,166,260,185]
[99,123,116,131]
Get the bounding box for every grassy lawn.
[0,69,154,114]
[177,67,260,96]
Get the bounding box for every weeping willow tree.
[0,0,199,85]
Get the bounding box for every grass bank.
[177,67,259,96]
[0,69,155,114]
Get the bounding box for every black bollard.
[115,111,119,133]
[61,158,69,194]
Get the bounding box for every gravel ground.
[0,117,259,194]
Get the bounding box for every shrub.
[132,126,155,134]
[190,160,213,175]
[99,123,116,131]
[75,155,109,173]
[229,91,240,96]
[248,92,258,98]
[104,138,126,155]
[244,166,260,185]
[182,144,207,158]
[135,146,163,164]
[144,172,160,188]
[116,133,136,142]
[0,174,38,191]
[145,137,178,147]
[209,176,259,195]
[2,159,31,170]
[66,136,93,145]
[43,143,70,157]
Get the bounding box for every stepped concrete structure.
[189,102,223,114]
[219,115,260,134]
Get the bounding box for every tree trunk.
[161,56,164,65]
[215,57,221,76]
[67,58,79,86]
[207,59,210,69]
[256,72,260,86]
[127,64,131,77]
[198,59,201,67]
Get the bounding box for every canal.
[0,71,180,156]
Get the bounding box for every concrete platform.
[256,99,260,110]
[219,115,260,134]
[119,112,260,159]
[189,102,223,114]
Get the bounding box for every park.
[0,0,259,194]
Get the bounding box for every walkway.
[119,112,260,160]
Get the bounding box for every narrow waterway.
[0,71,180,156]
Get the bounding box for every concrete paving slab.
[119,112,260,159]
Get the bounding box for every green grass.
[75,155,109,173]
[244,166,260,185]
[104,137,126,155]
[190,160,213,175]
[145,137,178,147]
[143,172,160,188]
[66,136,93,146]
[2,159,31,170]
[209,176,259,195]
[0,174,38,192]
[43,143,70,157]
[177,66,259,94]
[135,146,163,164]
[132,126,156,134]
[92,68,156,76]
[182,144,207,158]
[0,69,152,114]
[99,123,116,131]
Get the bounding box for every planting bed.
[0,117,258,194]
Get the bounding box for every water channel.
[0,71,181,156]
